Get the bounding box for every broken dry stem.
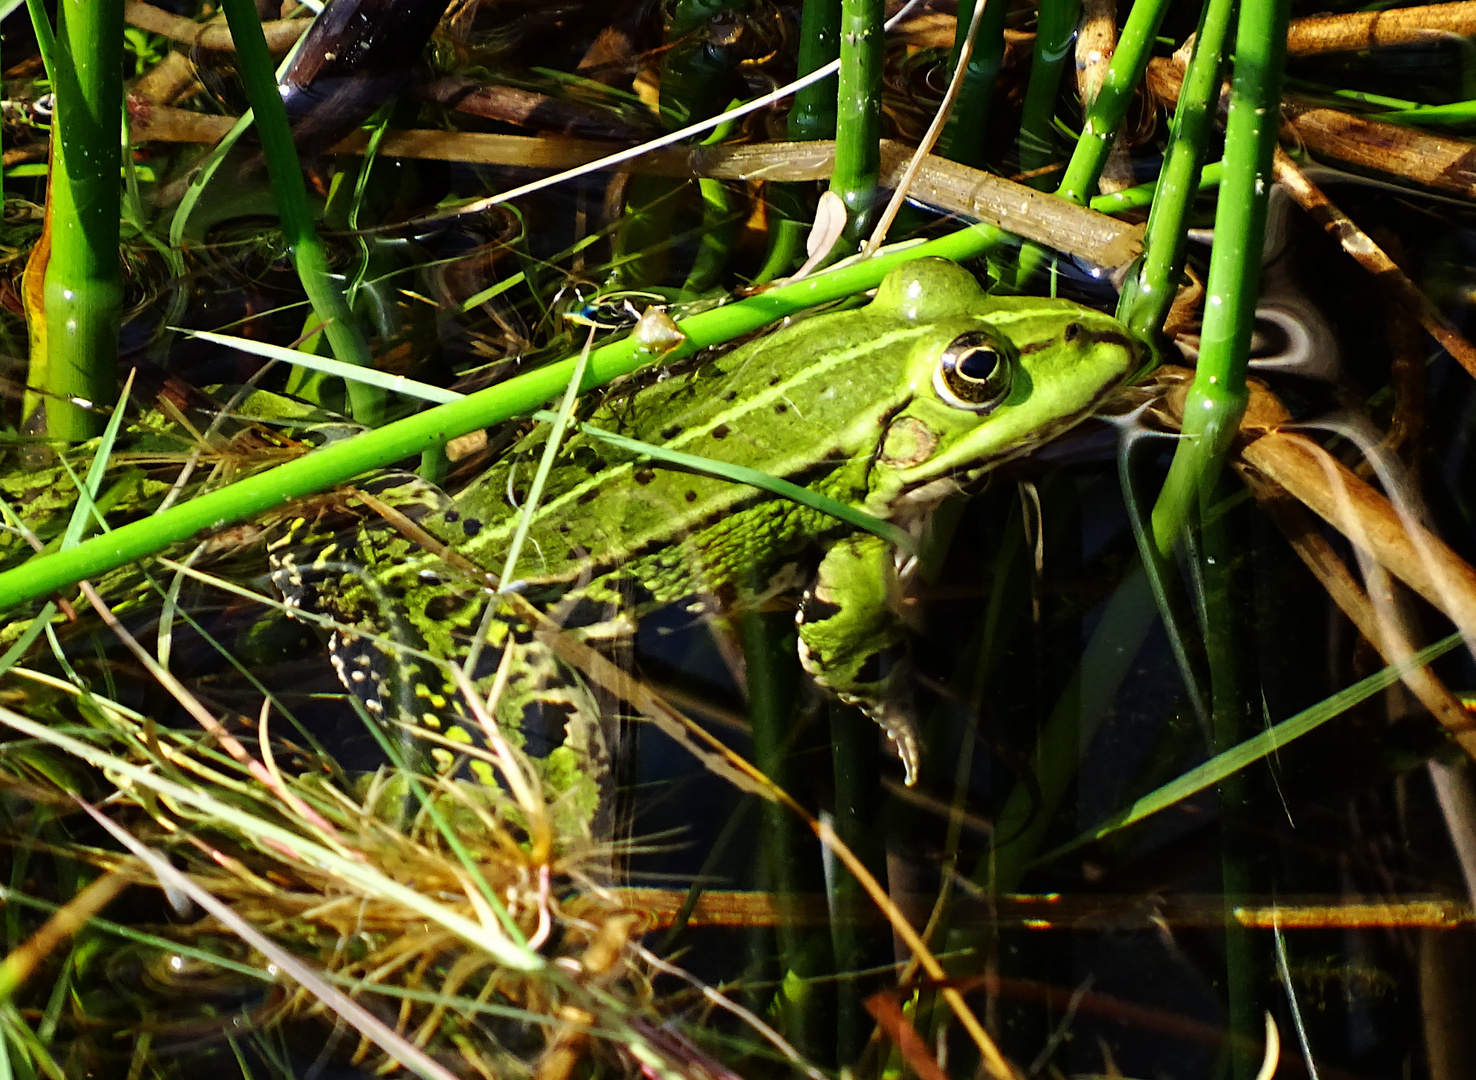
[1270,147,1476,383]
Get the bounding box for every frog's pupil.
[957,347,999,381]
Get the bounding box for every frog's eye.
[934,331,1013,413]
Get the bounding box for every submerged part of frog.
[270,258,1138,809]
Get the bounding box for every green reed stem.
[27,0,123,442]
[1118,0,1237,341]
[1055,0,1173,204]
[1200,482,1260,1080]
[938,0,1007,168]
[745,607,834,1062]
[790,0,842,142]
[830,0,884,245]
[218,0,381,425]
[1090,160,1223,214]
[0,226,1008,612]
[1150,0,1289,554]
[760,0,843,280]
[1011,0,1171,288]
[1016,0,1081,183]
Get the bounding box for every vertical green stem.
[30,0,124,442]
[829,701,889,1065]
[1118,0,1237,340]
[790,0,842,142]
[938,0,1008,168]
[830,0,884,245]
[1016,0,1081,182]
[1201,482,1260,1080]
[744,608,834,1061]
[759,0,843,281]
[218,0,381,425]
[1150,0,1289,554]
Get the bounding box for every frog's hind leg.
[795,532,922,785]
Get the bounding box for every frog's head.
[865,259,1139,504]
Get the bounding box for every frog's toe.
[856,698,922,787]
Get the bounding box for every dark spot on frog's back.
[774,403,788,415]
[462,518,482,538]
[634,467,656,485]
[684,490,698,503]
[577,488,599,505]
[425,594,461,622]
[711,424,730,440]
[722,390,739,402]
[660,424,681,440]
[444,510,460,523]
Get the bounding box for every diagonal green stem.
[1055,0,1174,204]
[1118,0,1237,341]
[218,0,380,424]
[0,224,1007,613]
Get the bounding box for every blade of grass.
[1036,630,1464,864]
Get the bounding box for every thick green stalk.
[937,0,1008,168]
[1118,0,1237,340]
[1055,0,1174,203]
[218,0,381,425]
[789,0,842,142]
[828,700,889,1064]
[1200,483,1260,1080]
[745,608,834,1061]
[28,0,124,442]
[830,0,884,245]
[1150,0,1289,554]
[0,224,1006,612]
[1016,0,1081,183]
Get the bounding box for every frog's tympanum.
[269,259,1139,823]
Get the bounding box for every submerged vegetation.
[3,0,1476,1077]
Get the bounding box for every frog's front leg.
[795,532,921,785]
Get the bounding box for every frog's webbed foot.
[795,533,922,785]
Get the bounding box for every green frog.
[269,258,1139,819]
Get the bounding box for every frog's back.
[445,302,929,584]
